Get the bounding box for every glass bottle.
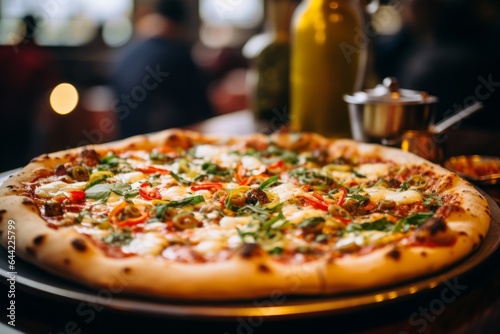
[244,0,299,125]
[290,0,378,138]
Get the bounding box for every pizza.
[0,129,491,300]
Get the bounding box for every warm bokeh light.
[50,83,79,115]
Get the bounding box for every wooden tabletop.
[2,110,500,334]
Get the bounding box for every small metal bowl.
[444,155,500,185]
[344,77,438,143]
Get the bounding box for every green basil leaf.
[346,218,393,233]
[109,182,131,196]
[124,189,139,199]
[103,229,133,246]
[85,184,111,202]
[264,211,287,230]
[352,169,366,178]
[259,175,279,190]
[269,247,284,255]
[394,212,434,232]
[298,217,325,229]
[155,196,205,219]
[75,210,92,224]
[170,171,192,185]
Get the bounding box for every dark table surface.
[1,110,500,334]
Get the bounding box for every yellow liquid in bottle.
[290,0,366,138]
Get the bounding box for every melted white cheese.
[355,163,390,178]
[269,183,303,203]
[112,172,146,184]
[160,186,189,201]
[365,187,423,204]
[35,181,87,198]
[219,216,252,229]
[122,233,167,256]
[195,145,225,159]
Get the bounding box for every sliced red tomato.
[190,182,224,192]
[299,195,329,211]
[136,166,170,174]
[69,190,85,203]
[139,182,162,200]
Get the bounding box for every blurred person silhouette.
[0,15,60,171]
[373,0,500,129]
[110,0,215,139]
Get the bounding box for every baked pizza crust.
[0,129,491,300]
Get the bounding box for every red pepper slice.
[337,187,347,207]
[219,192,228,209]
[240,173,270,186]
[267,159,284,171]
[139,182,162,200]
[69,190,85,203]
[190,183,224,192]
[136,166,171,174]
[234,163,247,183]
[335,216,352,225]
[300,195,329,211]
[110,202,149,226]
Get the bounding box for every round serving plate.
[1,170,499,319]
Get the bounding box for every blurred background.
[0,0,499,171]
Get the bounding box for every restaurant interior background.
[0,0,499,172]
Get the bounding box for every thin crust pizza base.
[0,129,491,301]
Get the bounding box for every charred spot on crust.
[386,248,401,261]
[26,246,35,256]
[22,198,35,206]
[64,258,71,266]
[33,235,46,245]
[240,243,262,259]
[479,234,484,242]
[257,263,271,273]
[425,217,447,236]
[458,231,468,236]
[123,267,132,274]
[71,238,87,252]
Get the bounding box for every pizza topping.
[139,182,162,200]
[55,164,67,176]
[108,202,149,227]
[70,166,90,182]
[44,201,63,217]
[20,134,463,265]
[103,229,133,246]
[80,149,100,167]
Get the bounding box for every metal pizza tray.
[0,171,499,319]
[444,155,500,185]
